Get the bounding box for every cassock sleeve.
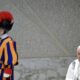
[65,62,75,80]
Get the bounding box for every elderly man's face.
[77,48,80,61]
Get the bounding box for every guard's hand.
[3,68,12,78]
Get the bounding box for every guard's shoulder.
[4,36,16,44]
[8,36,16,42]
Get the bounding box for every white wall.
[0,0,80,58]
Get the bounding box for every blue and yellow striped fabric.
[0,36,18,80]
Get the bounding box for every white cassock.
[65,59,80,80]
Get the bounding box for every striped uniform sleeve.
[4,40,18,66]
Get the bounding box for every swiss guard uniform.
[0,11,18,80]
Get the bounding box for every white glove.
[3,73,10,78]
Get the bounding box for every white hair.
[77,45,80,51]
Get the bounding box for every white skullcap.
[77,45,80,51]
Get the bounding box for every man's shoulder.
[71,59,77,65]
[70,59,78,69]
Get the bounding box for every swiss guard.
[0,11,18,80]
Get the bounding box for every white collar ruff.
[0,34,9,40]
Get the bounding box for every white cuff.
[3,73,10,78]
